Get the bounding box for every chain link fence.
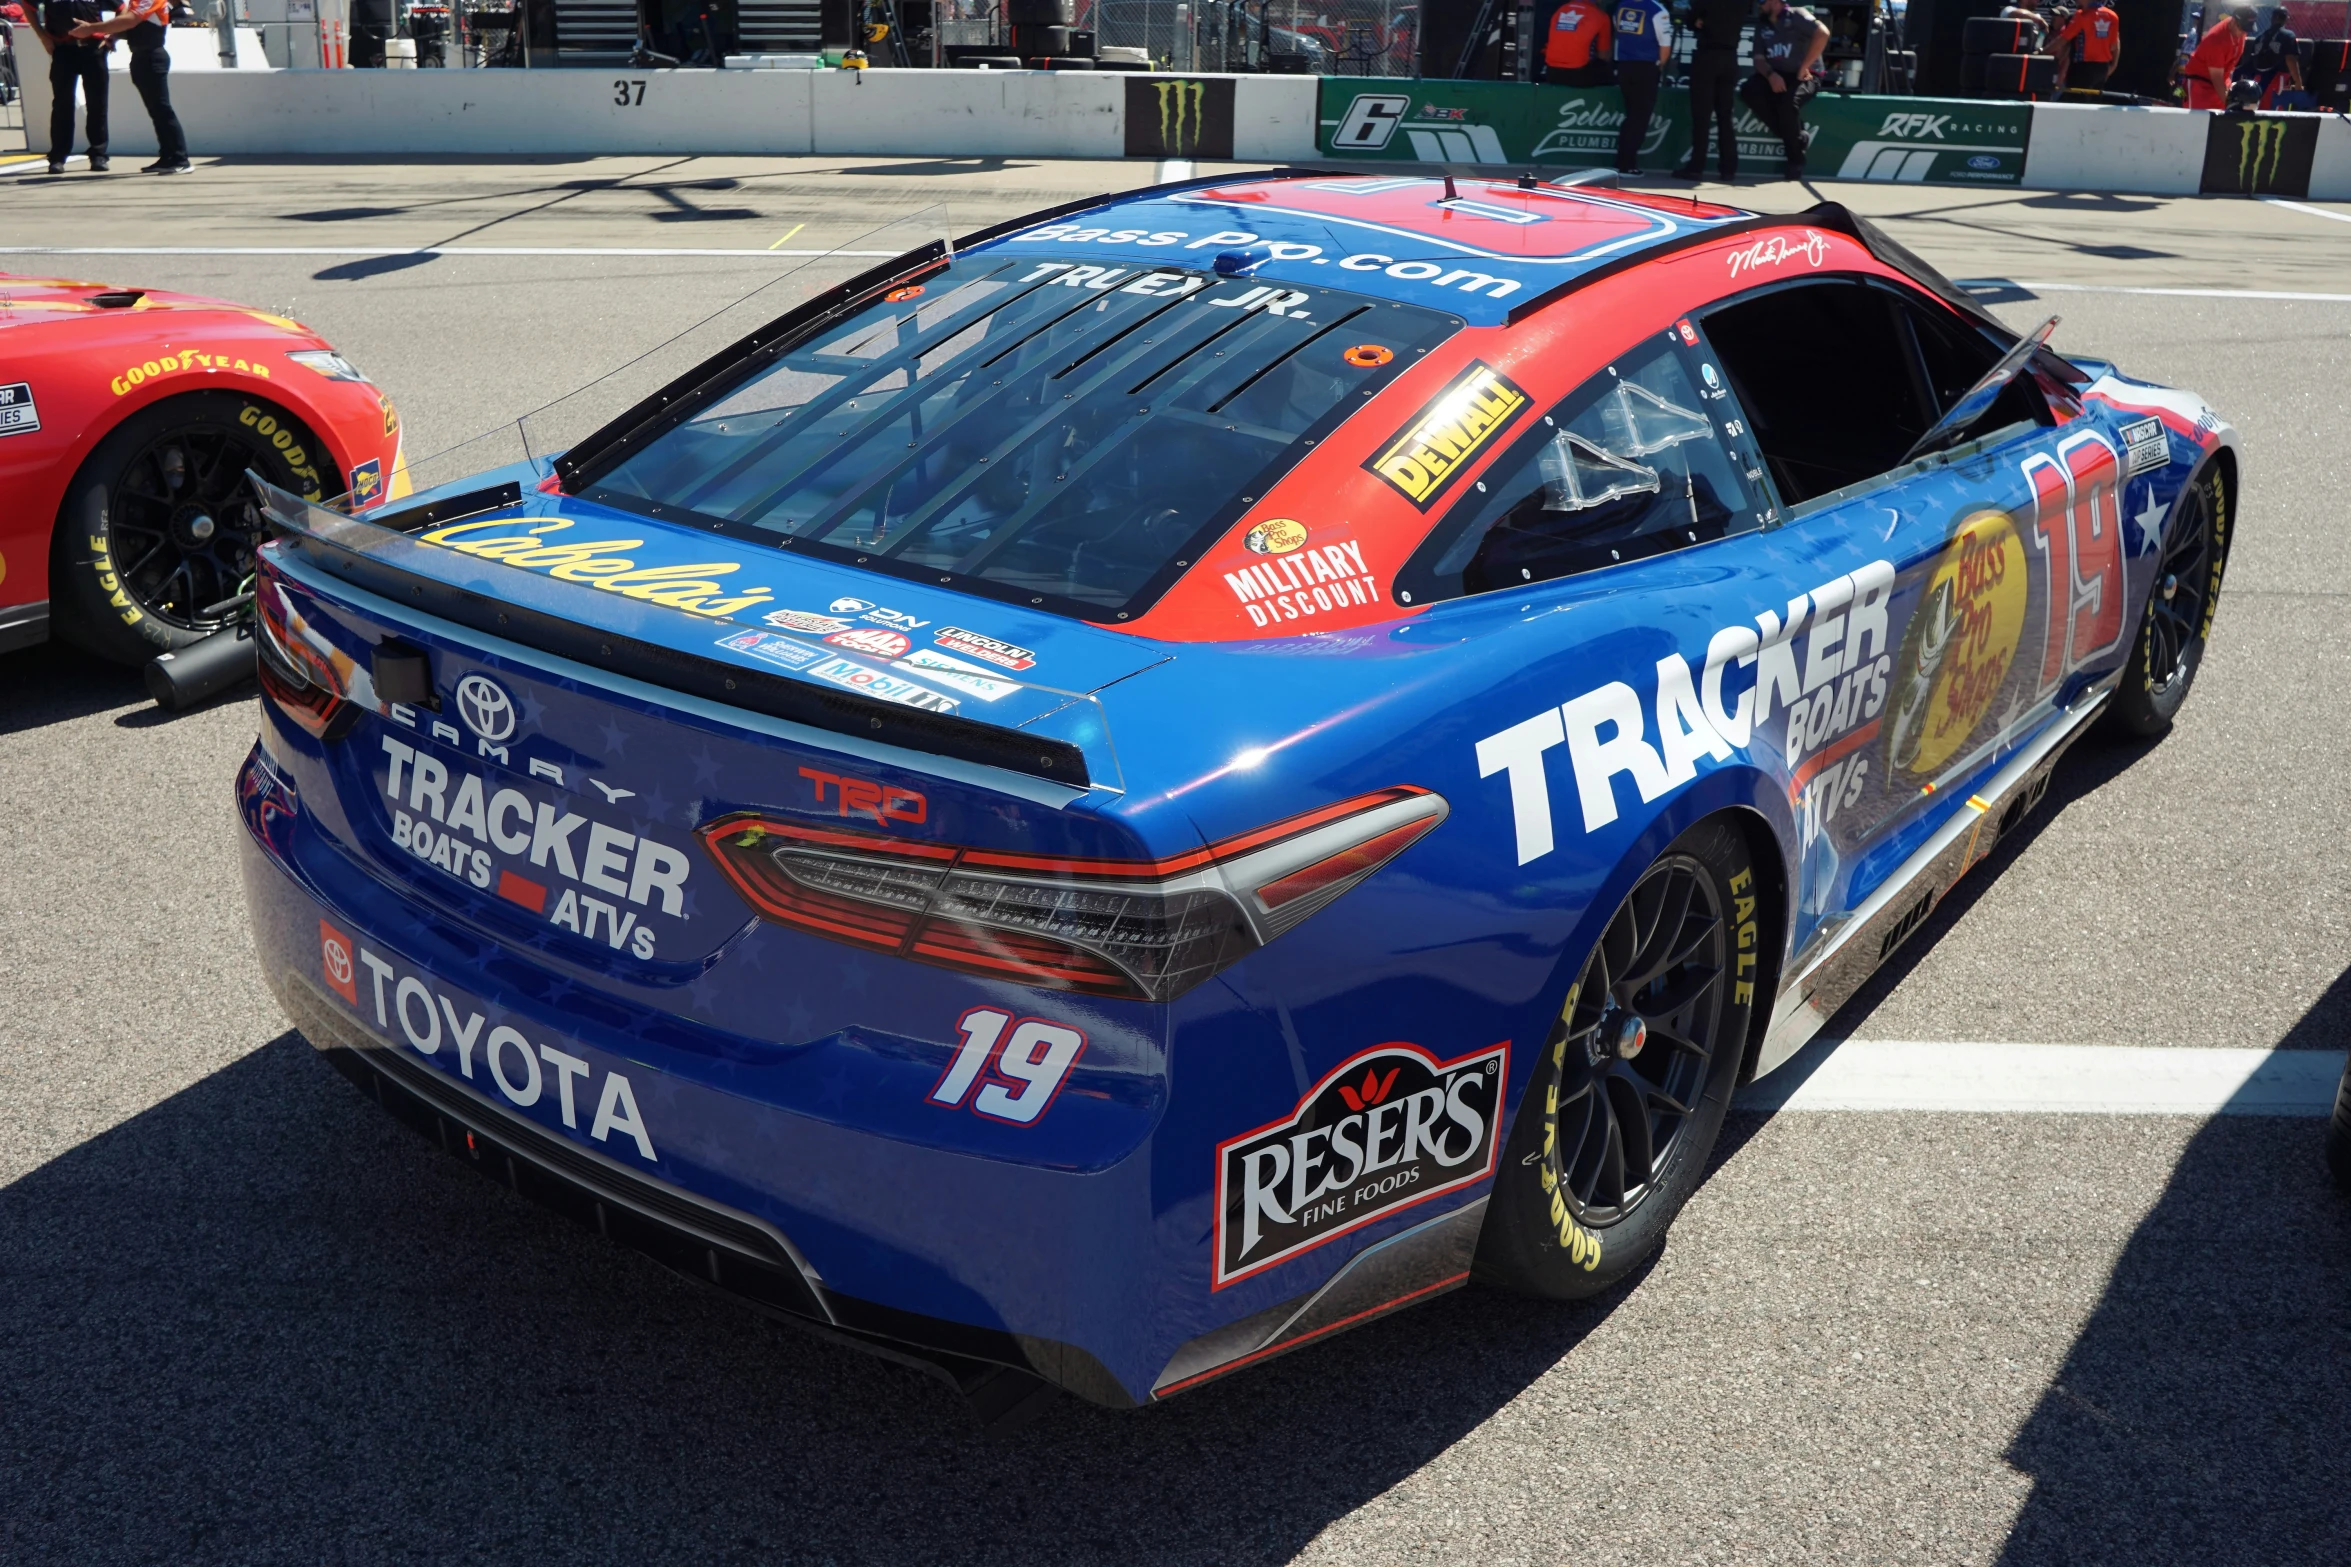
[1076,1,1418,76]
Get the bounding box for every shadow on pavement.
[0,1033,1628,1565]
[0,641,151,738]
[1996,1103,2351,1562]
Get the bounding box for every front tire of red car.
[50,392,329,667]
[1475,819,1758,1300]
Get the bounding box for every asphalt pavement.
[4,157,2349,1565]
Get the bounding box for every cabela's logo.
[1363,361,1529,510]
[1215,1041,1507,1287]
[418,518,775,620]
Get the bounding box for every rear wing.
[255,480,1127,795]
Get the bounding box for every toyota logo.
[455,674,517,742]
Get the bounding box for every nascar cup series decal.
[318,921,659,1163]
[1215,1041,1506,1288]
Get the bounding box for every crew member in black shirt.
[71,0,188,173]
[32,0,108,174]
[1739,0,1827,179]
[1675,0,1752,182]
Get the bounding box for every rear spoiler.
[256,481,1099,790]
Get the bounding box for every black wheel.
[2107,461,2228,738]
[1476,819,1758,1299]
[50,393,328,666]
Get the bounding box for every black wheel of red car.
[2329,1054,2351,1193]
[50,392,328,667]
[1476,818,1757,1300]
[2108,461,2228,738]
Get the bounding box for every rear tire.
[1475,819,1758,1299]
[2328,1056,2351,1193]
[50,393,328,666]
[2107,461,2228,738]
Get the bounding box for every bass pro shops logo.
[1215,1042,1507,1287]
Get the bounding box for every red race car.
[0,273,405,665]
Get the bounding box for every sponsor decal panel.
[762,609,852,635]
[1222,538,1382,628]
[933,627,1036,671]
[349,457,384,508]
[1216,1041,1508,1287]
[1123,75,1237,160]
[324,937,660,1163]
[716,628,824,671]
[1244,519,1309,556]
[1363,361,1530,511]
[894,646,1018,701]
[0,381,39,436]
[826,625,913,660]
[110,348,275,395]
[805,655,958,713]
[1885,511,2028,781]
[374,733,691,959]
[2119,417,2169,477]
[2198,112,2318,198]
[320,920,359,1006]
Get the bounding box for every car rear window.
[582,254,1458,619]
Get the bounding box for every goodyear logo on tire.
[1363,360,1529,510]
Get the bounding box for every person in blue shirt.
[1611,0,1671,173]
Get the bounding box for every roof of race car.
[968,174,1754,328]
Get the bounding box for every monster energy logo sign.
[1157,80,1205,154]
[1126,75,1232,159]
[2236,117,2288,188]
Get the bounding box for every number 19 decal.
[929,1007,1088,1126]
[2025,431,2126,698]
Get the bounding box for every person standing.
[1611,0,1671,174]
[1739,0,1826,179]
[1675,0,1751,181]
[70,0,187,173]
[2051,0,2122,92]
[2241,6,2303,106]
[34,0,107,174]
[2182,4,2254,108]
[1543,0,1615,87]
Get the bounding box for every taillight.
[254,572,359,741]
[699,787,1447,1001]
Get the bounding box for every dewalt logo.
[2235,116,2289,189]
[1363,361,1531,510]
[1156,79,1206,156]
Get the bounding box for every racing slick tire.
[2107,460,2229,738]
[1475,819,1758,1300]
[50,392,328,667]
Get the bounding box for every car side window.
[1897,292,2058,433]
[1395,333,1765,605]
[1698,279,1934,506]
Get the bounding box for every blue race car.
[238,173,2235,1419]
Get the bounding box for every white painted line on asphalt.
[1738,1041,2345,1116]
[2257,194,2351,225]
[1980,279,2351,303]
[0,246,902,259]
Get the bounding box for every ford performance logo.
[455,673,517,743]
[1967,155,2001,171]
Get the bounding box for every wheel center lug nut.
[2162,573,2178,601]
[1617,1016,1647,1061]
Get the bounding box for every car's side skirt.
[1754,688,2112,1079]
[0,599,49,656]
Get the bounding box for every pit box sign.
[1319,81,2032,186]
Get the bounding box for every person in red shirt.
[1543,0,1615,87]
[2052,2,2122,93]
[2182,5,2255,109]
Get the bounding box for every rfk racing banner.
[1319,80,2033,186]
[1215,1041,1506,1288]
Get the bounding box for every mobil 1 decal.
[1216,1041,1506,1288]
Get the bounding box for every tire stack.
[2312,39,2351,111]
[1982,49,2057,98]
[1008,0,1092,69]
[1959,14,2034,95]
